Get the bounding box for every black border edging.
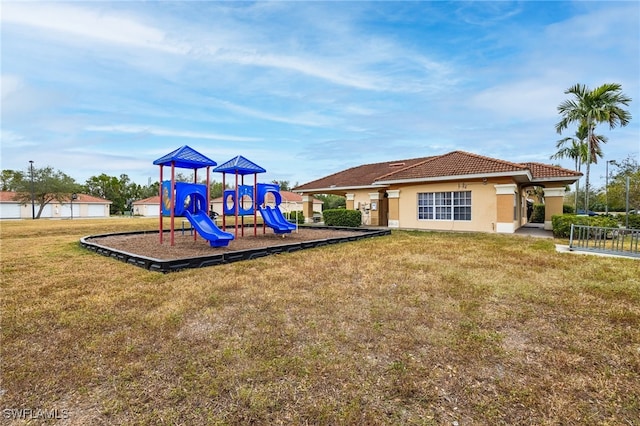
[80,226,391,273]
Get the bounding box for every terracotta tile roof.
[0,191,19,202]
[278,191,308,202]
[0,191,111,203]
[293,156,435,190]
[210,191,320,203]
[519,162,582,179]
[60,194,112,203]
[293,151,581,191]
[375,151,529,182]
[133,196,160,205]
[281,191,320,202]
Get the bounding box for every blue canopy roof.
[153,145,217,169]
[213,155,266,175]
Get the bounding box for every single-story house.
[132,191,322,219]
[210,190,323,217]
[132,196,161,217]
[0,191,112,219]
[292,150,581,233]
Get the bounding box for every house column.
[368,192,381,226]
[494,184,517,233]
[542,187,566,231]
[386,189,400,228]
[346,193,355,210]
[302,195,314,224]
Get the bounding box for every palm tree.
[551,123,606,210]
[551,136,586,210]
[556,83,632,211]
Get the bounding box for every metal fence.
[569,224,640,259]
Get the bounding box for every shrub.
[285,211,305,224]
[563,204,575,214]
[530,204,545,223]
[551,214,619,238]
[322,209,362,227]
[617,213,640,229]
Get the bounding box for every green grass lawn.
[1,218,639,425]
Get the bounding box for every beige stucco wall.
[494,183,519,233]
[19,204,32,218]
[346,190,386,226]
[543,187,566,230]
[393,181,499,232]
[387,190,400,228]
[300,178,569,233]
[519,193,529,227]
[213,198,320,222]
[346,191,371,211]
[133,203,160,217]
[17,202,110,218]
[496,193,514,223]
[302,196,314,222]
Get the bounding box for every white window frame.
[418,191,471,221]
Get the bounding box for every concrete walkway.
[514,223,553,238]
[515,224,635,259]
[552,244,638,258]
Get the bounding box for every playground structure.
[153,146,296,247]
[222,183,297,235]
[162,180,234,247]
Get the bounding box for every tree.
[0,170,25,191]
[141,181,159,200]
[84,174,122,214]
[315,194,346,210]
[556,83,632,210]
[174,172,196,183]
[84,173,117,199]
[84,173,158,214]
[604,156,640,212]
[12,166,81,219]
[550,123,605,209]
[272,180,292,191]
[209,180,226,199]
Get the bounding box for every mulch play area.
[81,226,391,272]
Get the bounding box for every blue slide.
[258,206,297,234]
[184,210,234,247]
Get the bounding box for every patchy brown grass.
[1,219,639,425]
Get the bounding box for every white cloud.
[0,74,67,123]
[454,2,524,26]
[1,2,187,54]
[1,1,636,188]
[2,2,455,93]
[0,74,24,99]
[0,130,37,149]
[469,80,566,121]
[545,3,640,51]
[85,125,263,143]
[222,51,383,91]
[210,98,336,128]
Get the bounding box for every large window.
[418,191,471,221]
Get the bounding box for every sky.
[1,1,639,190]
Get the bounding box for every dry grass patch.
[1,219,639,424]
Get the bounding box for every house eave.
[375,171,533,185]
[294,184,389,194]
[530,176,580,185]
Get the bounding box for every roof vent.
[389,162,405,167]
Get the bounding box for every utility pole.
[605,160,618,216]
[29,160,35,219]
[625,176,630,229]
